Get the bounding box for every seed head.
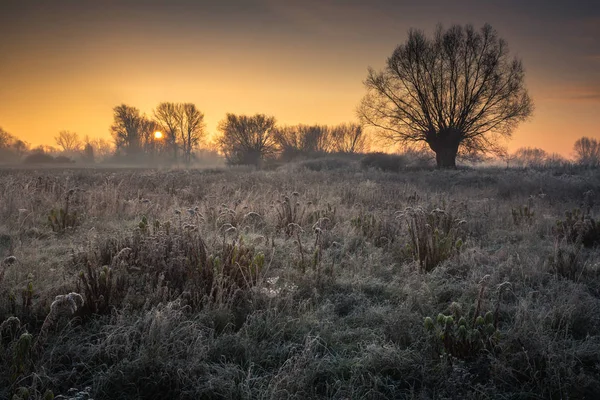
[2,256,17,265]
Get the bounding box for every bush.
[299,157,354,172]
[23,153,56,164]
[360,152,405,172]
[73,223,264,314]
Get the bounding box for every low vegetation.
[1,164,600,399]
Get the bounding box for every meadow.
[1,160,600,399]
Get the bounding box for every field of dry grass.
[1,161,600,399]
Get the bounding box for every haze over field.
[1,0,599,156]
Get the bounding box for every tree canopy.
[359,23,533,167]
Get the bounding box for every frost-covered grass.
[1,163,600,399]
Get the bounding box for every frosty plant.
[48,188,79,233]
[275,192,306,236]
[424,309,498,360]
[511,197,535,226]
[34,292,84,352]
[553,207,600,248]
[397,207,466,272]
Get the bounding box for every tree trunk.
[427,128,461,169]
[435,146,458,168]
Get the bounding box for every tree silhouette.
[110,104,145,156]
[359,23,533,168]
[0,127,15,149]
[139,118,160,155]
[573,137,600,167]
[331,123,369,153]
[87,137,113,161]
[154,102,180,160]
[12,139,29,157]
[273,124,331,160]
[513,147,547,167]
[217,113,277,166]
[54,130,81,153]
[178,103,206,164]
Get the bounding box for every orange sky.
[1,0,598,158]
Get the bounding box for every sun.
[154,131,163,140]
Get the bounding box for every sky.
[0,0,599,157]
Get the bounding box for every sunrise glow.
[0,1,598,157]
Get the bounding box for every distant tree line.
[216,113,369,166]
[110,102,206,164]
[2,23,599,169]
[0,108,370,166]
[506,137,600,168]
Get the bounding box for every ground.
[1,161,600,399]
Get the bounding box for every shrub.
[299,157,353,172]
[73,224,264,313]
[23,153,55,164]
[360,152,405,172]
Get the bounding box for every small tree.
[217,113,277,166]
[154,102,180,160]
[0,127,21,162]
[88,138,113,161]
[82,136,95,163]
[359,23,533,168]
[273,124,331,160]
[331,123,369,153]
[54,130,81,153]
[573,137,600,167]
[178,103,206,164]
[110,104,144,156]
[512,147,547,167]
[0,127,15,149]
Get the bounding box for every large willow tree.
[359,24,533,167]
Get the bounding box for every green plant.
[12,332,33,382]
[138,215,149,235]
[425,310,498,360]
[397,207,466,272]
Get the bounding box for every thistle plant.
[78,264,112,315]
[12,332,33,381]
[34,292,84,352]
[511,201,535,226]
[47,188,79,233]
[138,215,149,235]
[397,207,466,272]
[553,207,600,247]
[424,309,499,360]
[1,316,21,348]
